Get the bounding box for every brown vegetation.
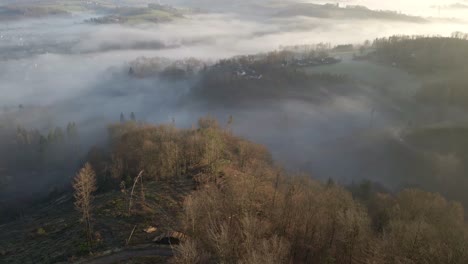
[3,117,468,263]
[173,163,468,263]
[73,163,97,248]
[87,118,468,263]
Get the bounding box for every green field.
[304,53,421,97]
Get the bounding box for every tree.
[53,127,64,142]
[128,170,145,213]
[130,112,136,122]
[226,115,233,134]
[359,45,365,55]
[382,189,468,263]
[120,113,126,123]
[326,177,336,188]
[73,163,97,248]
[39,135,47,153]
[66,122,78,138]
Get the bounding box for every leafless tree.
[129,170,144,213]
[73,163,97,247]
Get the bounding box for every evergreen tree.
[66,122,78,138]
[54,127,64,142]
[227,115,234,133]
[47,131,54,142]
[39,135,47,153]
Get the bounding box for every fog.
[1,11,465,104]
[302,0,468,19]
[1,0,468,204]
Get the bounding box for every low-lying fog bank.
[1,1,468,207]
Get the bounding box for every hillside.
[2,1,468,263]
[2,119,468,263]
[0,179,190,263]
[274,3,427,22]
[0,5,69,20]
[86,4,184,25]
[0,1,184,23]
[368,35,468,108]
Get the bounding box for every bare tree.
[226,115,234,135]
[73,163,97,247]
[128,170,144,213]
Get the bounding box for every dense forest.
[1,117,468,263]
[370,33,468,107]
[0,118,464,263]
[0,108,82,215]
[100,119,468,264]
[343,35,468,210]
[274,3,427,22]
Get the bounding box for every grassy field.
[303,53,421,97]
[85,4,184,25]
[0,0,112,20]
[124,9,179,24]
[0,0,183,23]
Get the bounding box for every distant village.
[128,47,344,80]
[219,46,343,80]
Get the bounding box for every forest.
[274,3,428,22]
[2,118,467,263]
[100,119,468,264]
[2,0,468,263]
[3,36,468,263]
[369,34,468,107]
